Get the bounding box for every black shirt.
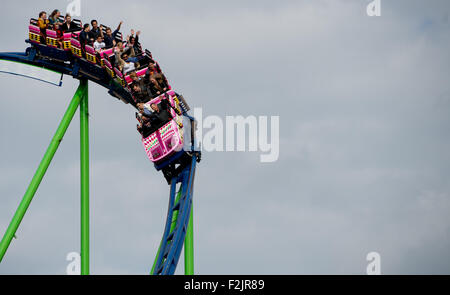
[79,30,90,46]
[104,29,120,49]
[61,21,78,32]
[89,27,101,41]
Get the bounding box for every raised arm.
[116,21,123,32]
[135,31,140,44]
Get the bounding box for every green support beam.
[184,206,194,275]
[0,81,87,262]
[80,79,90,275]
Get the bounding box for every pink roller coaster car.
[141,91,185,163]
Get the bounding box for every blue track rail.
[0,44,137,107]
[153,154,197,275]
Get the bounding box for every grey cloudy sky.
[0,0,450,274]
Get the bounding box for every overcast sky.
[0,0,449,274]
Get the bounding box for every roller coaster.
[0,15,201,275]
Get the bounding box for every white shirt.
[94,41,105,51]
[123,62,135,74]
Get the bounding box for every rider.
[104,21,123,49]
[131,81,151,103]
[61,13,76,32]
[94,35,106,52]
[89,20,102,43]
[79,24,91,46]
[37,11,49,44]
[49,9,62,25]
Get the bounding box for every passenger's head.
[132,83,142,93]
[50,9,60,20]
[39,11,47,19]
[91,20,98,28]
[96,35,103,42]
[65,14,72,22]
[129,71,138,81]
[129,36,135,44]
[122,53,129,61]
[142,116,150,123]
[106,27,112,36]
[151,103,159,112]
[136,103,144,111]
[83,23,90,32]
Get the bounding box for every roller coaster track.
[152,153,197,275]
[0,43,199,275]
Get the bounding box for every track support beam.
[185,206,194,275]
[0,81,87,263]
[80,79,90,275]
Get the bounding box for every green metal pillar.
[80,79,90,275]
[185,206,194,275]
[0,81,87,262]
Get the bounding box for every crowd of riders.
[37,10,124,49]
[37,9,176,137]
[36,9,177,137]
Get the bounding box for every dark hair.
[65,13,71,18]
[50,9,59,19]
[83,23,90,30]
[39,11,46,18]
[91,20,98,26]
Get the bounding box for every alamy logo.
[193,108,280,163]
[366,252,381,275]
[66,0,81,17]
[66,252,81,275]
[367,0,381,17]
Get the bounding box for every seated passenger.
[49,9,62,25]
[121,53,137,74]
[137,115,153,137]
[144,63,159,80]
[136,103,154,136]
[89,20,101,43]
[61,14,77,32]
[115,41,136,58]
[53,23,63,48]
[37,11,49,44]
[136,100,172,137]
[137,102,153,117]
[115,51,138,74]
[131,81,151,103]
[104,21,123,49]
[147,73,169,97]
[93,35,105,52]
[148,77,165,97]
[153,72,169,90]
[80,24,91,45]
[129,71,141,82]
[150,100,172,123]
[127,29,142,55]
[120,40,140,64]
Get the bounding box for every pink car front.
[141,92,184,163]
